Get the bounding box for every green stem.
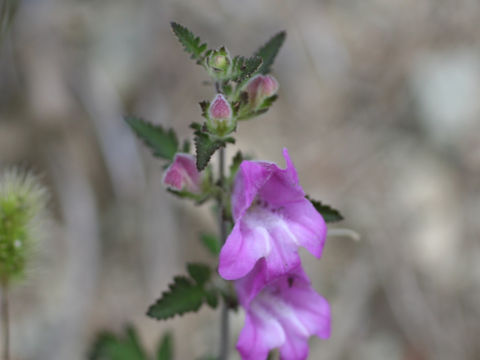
[1,281,9,360]
[218,146,229,360]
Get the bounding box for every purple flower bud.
[245,74,279,108]
[206,94,235,136]
[208,94,232,120]
[162,153,201,193]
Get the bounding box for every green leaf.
[231,56,263,82]
[89,325,148,360]
[182,139,191,153]
[194,133,223,171]
[190,121,203,131]
[187,263,211,285]
[227,151,244,186]
[229,151,243,175]
[124,116,178,160]
[156,332,174,360]
[254,31,286,74]
[166,189,210,205]
[258,94,278,110]
[147,276,206,321]
[205,289,219,309]
[171,22,208,64]
[307,196,344,223]
[199,101,210,118]
[200,233,221,256]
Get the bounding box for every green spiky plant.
[0,169,48,360]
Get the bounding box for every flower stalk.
[1,280,9,360]
[218,146,230,360]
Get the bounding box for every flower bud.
[209,94,232,120]
[207,47,232,79]
[245,74,279,108]
[207,94,235,136]
[162,153,201,193]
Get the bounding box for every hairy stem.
[218,146,229,360]
[1,281,9,360]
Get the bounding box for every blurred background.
[1,0,480,359]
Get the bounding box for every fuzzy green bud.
[0,169,48,283]
[207,47,232,79]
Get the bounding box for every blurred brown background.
[1,0,480,359]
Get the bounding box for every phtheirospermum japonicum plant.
[124,23,344,360]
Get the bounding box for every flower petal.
[257,149,304,207]
[219,221,271,280]
[278,199,327,258]
[220,208,304,280]
[231,149,303,220]
[231,160,273,221]
[235,262,331,360]
[237,310,285,360]
[278,335,309,360]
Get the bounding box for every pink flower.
[245,74,279,108]
[219,148,327,280]
[236,260,331,360]
[162,153,201,193]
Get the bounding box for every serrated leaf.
[194,133,223,171]
[182,139,191,153]
[231,56,263,82]
[171,22,208,63]
[205,289,219,309]
[187,263,211,285]
[89,325,148,360]
[124,116,178,160]
[200,233,221,256]
[199,101,209,118]
[307,196,344,223]
[254,31,286,74]
[147,276,206,321]
[156,332,174,360]
[190,122,203,131]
